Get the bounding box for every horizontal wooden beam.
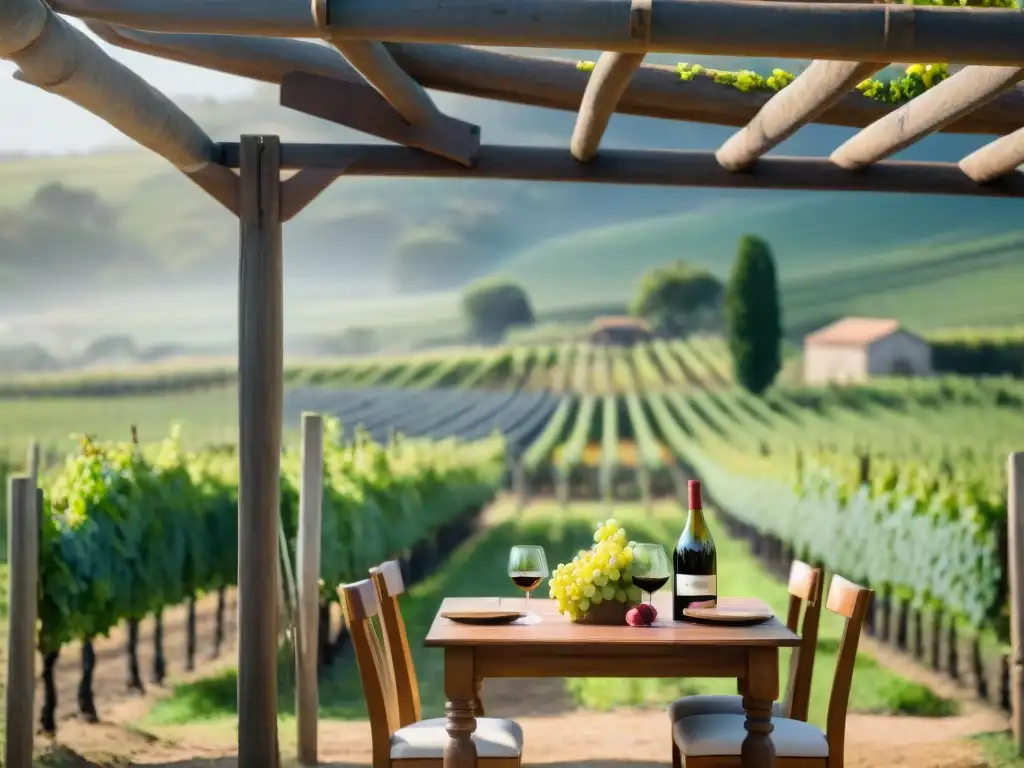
[280,72,480,166]
[50,0,1024,65]
[382,45,1024,135]
[50,0,317,35]
[831,65,1024,170]
[716,60,884,171]
[319,0,1024,64]
[84,22,364,85]
[959,129,1024,183]
[83,29,1024,136]
[217,143,1024,197]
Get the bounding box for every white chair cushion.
[668,695,784,722]
[391,716,524,760]
[673,714,829,758]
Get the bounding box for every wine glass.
[632,543,670,605]
[508,545,549,610]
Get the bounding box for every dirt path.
[45,703,996,768]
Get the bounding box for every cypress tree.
[725,235,782,395]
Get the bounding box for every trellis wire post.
[297,412,324,766]
[1009,452,1024,754]
[4,476,38,768]
[27,441,39,487]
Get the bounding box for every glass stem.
[525,590,530,610]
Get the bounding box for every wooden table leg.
[474,677,486,716]
[444,648,479,768]
[742,647,779,768]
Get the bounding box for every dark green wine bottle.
[673,479,717,620]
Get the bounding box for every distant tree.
[31,182,117,232]
[462,280,535,343]
[332,326,378,356]
[725,235,782,395]
[389,228,477,294]
[79,334,137,365]
[630,262,724,336]
[0,343,61,375]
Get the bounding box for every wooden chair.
[370,560,486,719]
[340,578,525,768]
[668,560,823,734]
[670,574,873,768]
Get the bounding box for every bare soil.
[40,589,237,727]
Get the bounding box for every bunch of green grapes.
[549,518,643,620]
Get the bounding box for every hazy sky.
[0,20,254,154]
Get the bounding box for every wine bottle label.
[675,574,717,596]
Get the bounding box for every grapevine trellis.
[4,0,1024,765]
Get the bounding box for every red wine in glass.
[633,575,669,594]
[508,545,549,610]
[511,574,544,591]
[632,543,671,605]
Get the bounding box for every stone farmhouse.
[803,317,933,385]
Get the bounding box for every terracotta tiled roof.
[804,317,904,347]
[590,316,653,332]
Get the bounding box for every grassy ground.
[971,732,1024,767]
[145,500,951,730]
[499,208,1024,334]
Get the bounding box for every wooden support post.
[237,134,284,768]
[27,441,39,487]
[297,412,324,766]
[1009,452,1024,754]
[5,476,38,768]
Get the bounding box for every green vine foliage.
[575,59,960,105]
[680,440,1004,635]
[38,423,505,654]
[642,377,1013,638]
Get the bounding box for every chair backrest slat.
[823,574,873,768]
[371,560,422,726]
[780,560,823,722]
[340,579,401,766]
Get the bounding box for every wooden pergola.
[3,0,1024,764]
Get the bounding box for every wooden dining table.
[424,595,800,768]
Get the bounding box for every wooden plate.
[441,610,526,625]
[683,605,773,625]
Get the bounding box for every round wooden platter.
[441,610,526,625]
[682,605,773,625]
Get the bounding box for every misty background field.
[2,43,1022,371]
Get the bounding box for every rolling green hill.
[497,195,1024,333]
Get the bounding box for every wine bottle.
[673,479,717,620]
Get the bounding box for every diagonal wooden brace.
[280,71,480,167]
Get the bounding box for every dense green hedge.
[38,423,505,654]
[930,333,1024,377]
